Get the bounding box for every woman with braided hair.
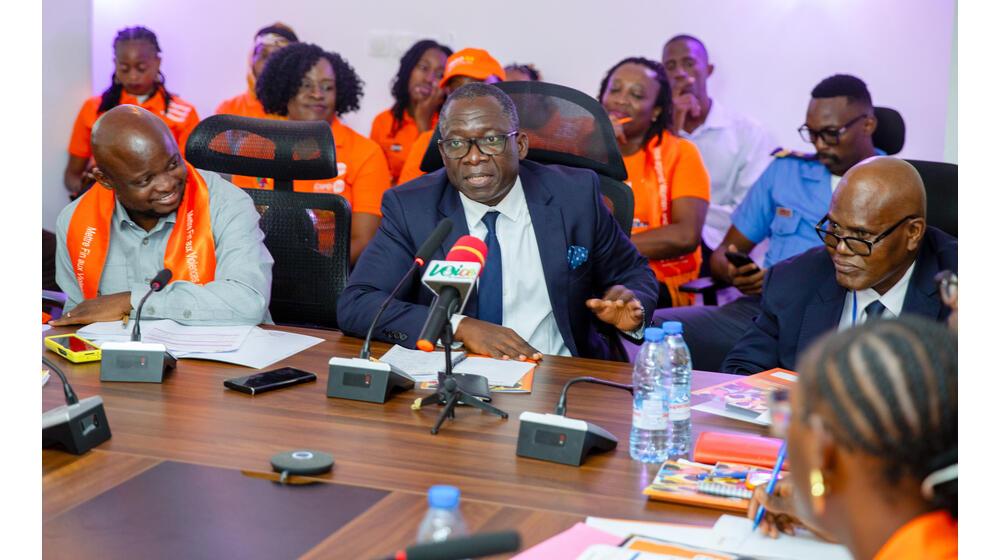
[64,26,199,198]
[748,315,957,559]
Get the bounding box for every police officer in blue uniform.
[651,74,882,372]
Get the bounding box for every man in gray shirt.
[51,105,273,327]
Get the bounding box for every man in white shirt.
[662,34,775,254]
[339,83,659,360]
[721,157,957,375]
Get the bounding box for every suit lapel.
[522,166,577,356]
[901,242,943,319]
[799,263,845,352]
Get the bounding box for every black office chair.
[185,115,350,329]
[419,81,635,237]
[907,159,958,238]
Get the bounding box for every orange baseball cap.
[439,48,506,88]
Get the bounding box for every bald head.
[836,156,926,220]
[826,156,927,294]
[92,105,179,179]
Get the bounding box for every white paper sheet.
[377,345,466,382]
[708,514,852,560]
[692,400,771,426]
[175,328,323,369]
[584,517,714,549]
[453,356,534,387]
[78,319,253,353]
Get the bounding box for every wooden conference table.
[42,326,767,559]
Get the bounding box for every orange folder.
[693,431,783,469]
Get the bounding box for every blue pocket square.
[567,245,589,270]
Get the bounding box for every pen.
[698,471,748,480]
[617,116,633,124]
[752,440,788,532]
[121,313,130,328]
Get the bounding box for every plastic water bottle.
[662,321,692,457]
[416,485,468,545]
[630,327,669,462]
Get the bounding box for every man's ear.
[91,168,114,191]
[706,63,715,78]
[516,132,529,160]
[862,114,878,136]
[905,217,926,251]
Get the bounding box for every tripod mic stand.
[413,321,508,435]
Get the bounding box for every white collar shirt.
[449,176,570,356]
[838,260,916,330]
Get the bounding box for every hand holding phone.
[224,367,317,395]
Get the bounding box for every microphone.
[360,219,453,360]
[42,356,112,454]
[376,530,520,560]
[132,268,172,341]
[415,236,488,352]
[101,268,176,383]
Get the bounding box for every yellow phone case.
[44,334,102,363]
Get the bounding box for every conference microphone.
[101,268,176,383]
[374,530,520,560]
[132,268,172,341]
[415,235,488,352]
[328,220,454,403]
[42,356,111,454]
[359,219,453,360]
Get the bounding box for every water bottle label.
[633,399,668,430]
[669,392,690,421]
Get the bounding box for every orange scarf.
[644,134,700,305]
[66,163,216,299]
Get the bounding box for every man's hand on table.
[50,292,132,326]
[454,317,543,361]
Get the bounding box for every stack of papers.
[77,320,323,369]
[377,345,534,387]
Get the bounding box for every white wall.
[43,0,957,226]
[42,0,92,231]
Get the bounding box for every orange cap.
[439,48,506,88]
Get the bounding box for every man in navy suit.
[722,156,957,375]
[338,83,658,360]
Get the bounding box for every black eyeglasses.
[814,214,919,256]
[438,131,518,159]
[798,114,868,146]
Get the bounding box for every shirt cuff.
[444,314,466,349]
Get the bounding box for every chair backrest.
[185,114,337,191]
[906,159,958,238]
[872,106,905,155]
[241,188,351,329]
[419,81,635,235]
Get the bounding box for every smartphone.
[224,367,317,395]
[44,334,102,363]
[724,250,756,269]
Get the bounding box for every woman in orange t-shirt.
[215,23,298,119]
[369,40,452,183]
[64,26,199,199]
[248,43,391,266]
[748,316,958,560]
[599,57,709,307]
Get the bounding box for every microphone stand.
[413,305,508,435]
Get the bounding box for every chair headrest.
[872,106,905,155]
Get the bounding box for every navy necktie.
[478,211,503,325]
[865,300,887,321]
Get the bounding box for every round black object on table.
[270,450,335,476]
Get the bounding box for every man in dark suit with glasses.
[721,156,957,375]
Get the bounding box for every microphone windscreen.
[403,531,520,560]
[415,219,454,264]
[446,235,488,266]
[151,268,173,291]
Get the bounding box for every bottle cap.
[644,327,664,342]
[661,321,683,335]
[428,484,461,508]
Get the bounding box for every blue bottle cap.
[644,327,664,342]
[661,321,683,335]
[428,484,460,508]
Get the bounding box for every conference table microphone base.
[411,324,507,435]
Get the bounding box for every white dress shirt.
[449,176,571,356]
[678,100,776,250]
[838,261,915,330]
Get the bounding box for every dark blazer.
[337,160,659,360]
[721,227,957,375]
